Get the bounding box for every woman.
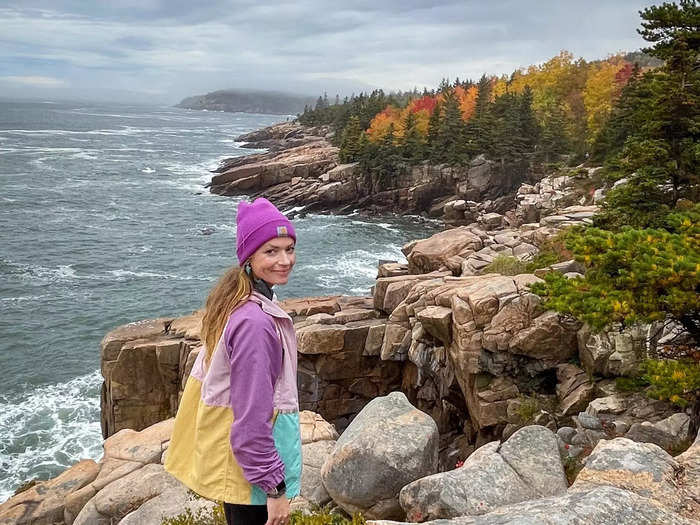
[165,198,302,525]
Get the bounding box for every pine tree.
[375,124,401,184]
[339,116,363,163]
[596,0,699,228]
[519,86,540,153]
[435,88,467,164]
[471,75,495,154]
[399,110,424,162]
[491,93,524,163]
[539,102,569,164]
[427,101,442,162]
[314,96,325,112]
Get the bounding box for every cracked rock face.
[398,425,566,522]
[320,392,439,520]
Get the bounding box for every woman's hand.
[265,496,290,525]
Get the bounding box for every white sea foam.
[188,223,236,236]
[0,294,52,304]
[284,205,307,215]
[305,246,406,292]
[350,220,400,233]
[0,371,103,503]
[141,167,155,174]
[8,262,79,282]
[107,269,212,281]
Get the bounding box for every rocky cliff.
[208,123,530,218]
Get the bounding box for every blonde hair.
[201,265,252,366]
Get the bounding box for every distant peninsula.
[175,89,316,115]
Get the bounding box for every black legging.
[224,503,267,525]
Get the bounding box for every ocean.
[0,99,440,501]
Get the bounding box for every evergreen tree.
[314,95,325,112]
[539,102,569,164]
[596,0,699,229]
[519,86,540,153]
[435,88,468,164]
[399,110,425,162]
[471,75,495,154]
[375,124,401,183]
[339,116,363,163]
[491,93,524,163]
[427,101,443,161]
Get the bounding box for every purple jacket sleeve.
[225,306,286,493]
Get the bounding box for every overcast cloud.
[0,1,658,104]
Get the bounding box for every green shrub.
[615,375,650,393]
[290,509,366,524]
[160,505,366,525]
[525,230,573,272]
[483,255,528,276]
[643,358,700,408]
[515,396,541,424]
[525,251,559,272]
[161,505,226,525]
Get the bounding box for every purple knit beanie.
[236,198,296,264]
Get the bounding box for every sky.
[0,0,658,104]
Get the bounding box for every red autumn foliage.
[409,95,438,115]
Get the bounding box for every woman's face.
[249,237,296,286]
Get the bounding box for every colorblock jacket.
[165,291,302,504]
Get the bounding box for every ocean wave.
[301,246,405,292]
[107,269,212,281]
[0,371,103,503]
[0,294,52,304]
[187,223,236,236]
[350,220,400,233]
[0,260,211,284]
[0,127,199,137]
[0,260,81,283]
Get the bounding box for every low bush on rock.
[514,396,542,424]
[644,358,700,408]
[160,505,226,525]
[159,505,366,525]
[483,255,528,276]
[290,509,366,525]
[615,374,650,393]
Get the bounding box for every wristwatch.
[266,480,286,498]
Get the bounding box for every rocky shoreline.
[209,122,536,220]
[2,123,698,524]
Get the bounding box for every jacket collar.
[249,291,292,321]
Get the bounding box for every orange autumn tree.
[366,105,403,142]
[367,95,439,142]
[454,85,478,121]
[367,89,481,143]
